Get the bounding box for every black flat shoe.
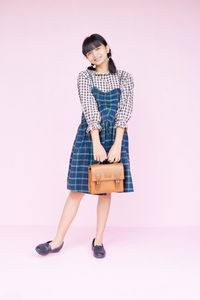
[35,240,64,256]
[91,238,106,258]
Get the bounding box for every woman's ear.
[106,44,110,53]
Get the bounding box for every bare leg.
[94,193,111,246]
[49,191,84,249]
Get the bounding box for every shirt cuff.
[114,121,128,131]
[86,123,102,134]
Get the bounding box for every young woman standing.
[35,33,134,258]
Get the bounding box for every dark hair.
[82,33,117,74]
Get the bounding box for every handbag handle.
[96,158,121,164]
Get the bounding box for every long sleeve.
[77,71,102,134]
[114,71,134,131]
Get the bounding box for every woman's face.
[86,43,109,67]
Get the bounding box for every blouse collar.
[88,69,118,76]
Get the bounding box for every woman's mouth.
[94,57,102,62]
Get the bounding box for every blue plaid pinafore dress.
[67,69,134,195]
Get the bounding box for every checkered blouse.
[77,69,134,134]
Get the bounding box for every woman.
[35,33,134,259]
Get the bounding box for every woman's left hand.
[107,142,122,163]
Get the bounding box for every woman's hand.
[107,141,122,163]
[93,142,108,162]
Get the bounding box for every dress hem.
[67,188,134,195]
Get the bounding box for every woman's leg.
[94,193,111,245]
[49,191,84,249]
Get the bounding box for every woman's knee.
[70,191,85,199]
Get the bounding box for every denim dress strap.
[86,70,95,87]
[119,71,124,87]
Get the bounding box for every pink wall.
[0,0,199,226]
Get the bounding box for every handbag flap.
[89,163,124,182]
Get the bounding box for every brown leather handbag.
[88,159,124,194]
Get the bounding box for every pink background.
[1,1,200,300]
[0,0,199,228]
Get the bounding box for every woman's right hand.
[93,142,108,162]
